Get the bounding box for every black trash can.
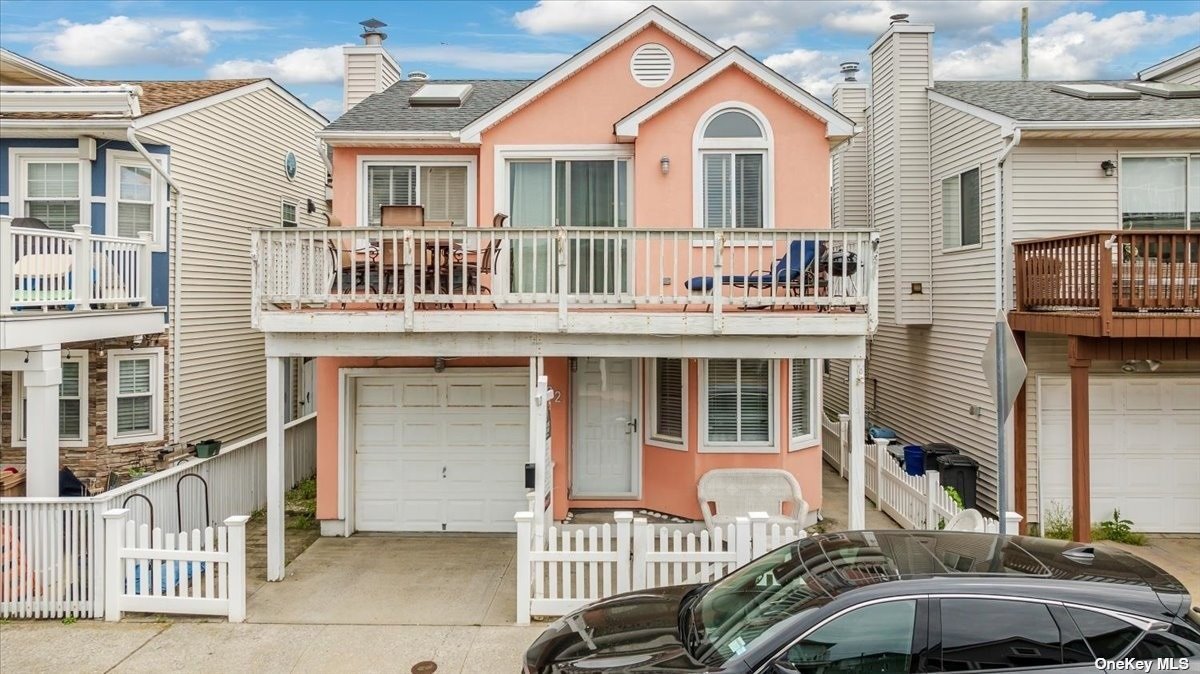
[936,454,979,510]
[922,443,961,472]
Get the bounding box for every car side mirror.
[772,660,802,674]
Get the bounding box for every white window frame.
[645,358,687,450]
[494,145,635,226]
[10,350,89,448]
[789,358,820,451]
[692,102,774,229]
[281,198,299,227]
[357,155,477,227]
[1118,151,1200,230]
[939,164,982,252]
[698,358,776,453]
[8,147,90,230]
[105,150,168,251]
[106,347,164,445]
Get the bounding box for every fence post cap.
[137,231,154,242]
[632,517,649,525]
[72,224,91,235]
[514,511,534,522]
[873,438,891,447]
[224,515,251,527]
[613,511,634,522]
[747,511,770,522]
[102,508,131,519]
[734,515,750,525]
[838,413,850,421]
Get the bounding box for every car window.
[1065,607,1143,659]
[1127,631,1200,660]
[777,599,917,673]
[931,598,1062,671]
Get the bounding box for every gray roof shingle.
[932,80,1200,122]
[324,79,532,133]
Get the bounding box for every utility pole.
[1021,6,1030,81]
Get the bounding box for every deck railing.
[252,226,875,319]
[1,218,153,315]
[1014,230,1200,315]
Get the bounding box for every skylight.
[1121,81,1200,99]
[1049,83,1140,100]
[408,83,473,107]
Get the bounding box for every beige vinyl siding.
[140,86,326,445]
[343,50,402,112]
[1021,334,1200,525]
[831,85,869,229]
[1155,58,1200,85]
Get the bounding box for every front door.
[571,357,638,498]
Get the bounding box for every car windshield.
[689,541,826,664]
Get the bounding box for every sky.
[1,0,1197,120]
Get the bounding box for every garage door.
[354,371,529,533]
[1038,376,1200,533]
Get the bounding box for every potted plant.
[194,439,222,458]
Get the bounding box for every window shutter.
[117,397,151,433]
[704,154,730,228]
[119,359,150,394]
[654,359,683,441]
[735,154,763,228]
[791,359,811,439]
[739,359,770,442]
[941,175,961,248]
[707,359,739,441]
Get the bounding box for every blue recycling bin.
[903,445,926,476]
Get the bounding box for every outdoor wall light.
[433,357,446,373]
[660,155,670,175]
[1101,160,1117,177]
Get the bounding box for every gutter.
[126,126,183,447]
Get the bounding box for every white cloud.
[309,98,342,119]
[208,45,346,83]
[391,45,570,74]
[763,48,848,100]
[934,10,1200,80]
[821,1,1066,35]
[29,15,257,67]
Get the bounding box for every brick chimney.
[343,18,402,112]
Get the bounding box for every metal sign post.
[981,313,1027,535]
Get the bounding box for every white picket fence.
[515,510,806,624]
[0,413,315,620]
[104,509,248,622]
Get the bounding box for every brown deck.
[1008,310,1200,338]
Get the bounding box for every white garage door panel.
[1039,376,1200,533]
[354,372,529,533]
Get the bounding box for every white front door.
[354,370,530,532]
[571,357,638,498]
[1038,375,1200,533]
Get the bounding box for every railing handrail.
[1014,229,1200,248]
[250,225,878,235]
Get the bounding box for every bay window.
[702,358,773,449]
[697,107,770,228]
[1121,155,1200,229]
[365,161,471,226]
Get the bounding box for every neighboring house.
[0,48,326,496]
[250,8,877,578]
[826,20,1200,539]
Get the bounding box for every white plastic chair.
[697,468,809,534]
[944,508,986,532]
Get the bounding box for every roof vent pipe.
[889,13,910,24]
[408,71,429,82]
[840,62,861,82]
[359,18,387,46]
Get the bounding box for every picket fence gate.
[515,511,806,624]
[103,509,248,622]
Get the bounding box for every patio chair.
[697,468,809,536]
[943,508,986,532]
[380,204,425,227]
[683,239,826,298]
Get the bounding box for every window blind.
[704,154,730,228]
[117,358,152,434]
[791,359,811,439]
[19,360,83,441]
[117,203,153,238]
[368,165,416,224]
[735,154,763,228]
[654,359,683,441]
[707,358,770,443]
[25,161,80,231]
[960,168,981,246]
[420,166,468,225]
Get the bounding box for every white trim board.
[616,48,855,140]
[1138,45,1200,81]
[0,48,82,86]
[459,6,723,143]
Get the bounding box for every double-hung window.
[697,108,768,228]
[365,161,471,226]
[107,348,163,444]
[106,151,166,247]
[647,358,685,448]
[20,156,82,231]
[789,359,816,447]
[942,167,981,248]
[1121,154,1200,229]
[11,351,88,447]
[702,358,773,449]
[281,200,299,227]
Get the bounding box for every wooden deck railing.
[1015,230,1200,314]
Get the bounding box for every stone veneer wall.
[0,335,172,493]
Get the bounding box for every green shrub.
[1092,509,1147,546]
[943,486,965,510]
[1042,502,1073,540]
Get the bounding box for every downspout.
[127,125,183,446]
[995,127,1022,313]
[994,126,1021,531]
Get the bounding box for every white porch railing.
[0,413,315,620]
[515,510,806,624]
[1,218,154,314]
[252,226,875,318]
[103,509,248,623]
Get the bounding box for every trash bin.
[903,445,926,476]
[922,443,961,472]
[936,454,979,510]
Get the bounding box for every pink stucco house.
[250,7,875,578]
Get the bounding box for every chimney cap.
[889,13,910,23]
[840,62,861,82]
[360,18,387,32]
[408,71,429,82]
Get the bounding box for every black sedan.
[524,530,1200,673]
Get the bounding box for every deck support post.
[22,345,62,497]
[1013,330,1028,534]
[848,358,866,530]
[266,355,287,580]
[1068,337,1091,543]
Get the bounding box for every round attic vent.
[630,43,674,88]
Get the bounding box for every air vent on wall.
[630,43,674,88]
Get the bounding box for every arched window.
[696,105,771,228]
